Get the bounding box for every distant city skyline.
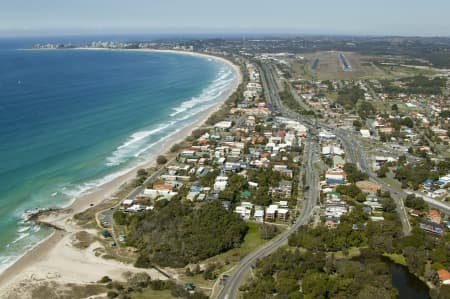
[1,0,449,37]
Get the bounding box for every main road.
[216,61,320,299]
[260,59,412,236]
[217,137,319,299]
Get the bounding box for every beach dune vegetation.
[156,155,168,165]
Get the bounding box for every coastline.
[0,49,243,294]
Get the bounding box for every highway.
[217,137,319,299]
[216,61,320,299]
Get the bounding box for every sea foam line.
[106,121,177,167]
[0,227,53,274]
[106,65,235,167]
[170,67,234,117]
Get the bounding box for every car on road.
[220,274,230,286]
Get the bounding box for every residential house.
[254,209,264,222]
[144,184,178,200]
[420,220,444,236]
[437,270,450,285]
[265,205,278,221]
[428,209,442,224]
[214,176,229,191]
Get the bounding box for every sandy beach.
[0,49,242,297]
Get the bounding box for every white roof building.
[322,145,344,156]
[235,206,252,220]
[214,121,233,129]
[360,129,371,138]
[319,131,336,139]
[254,209,264,222]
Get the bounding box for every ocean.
[0,38,237,272]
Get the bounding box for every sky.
[1,0,449,37]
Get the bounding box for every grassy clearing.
[204,222,269,267]
[329,247,362,259]
[313,162,322,172]
[383,253,408,266]
[381,177,402,188]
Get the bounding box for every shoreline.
[0,49,243,292]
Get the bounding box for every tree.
[336,184,362,198]
[376,166,388,178]
[357,100,376,119]
[337,85,364,108]
[404,194,428,210]
[355,192,367,203]
[156,155,168,165]
[401,117,414,128]
[170,143,182,153]
[126,272,151,290]
[353,120,363,131]
[130,201,248,267]
[343,163,369,183]
[137,168,148,177]
[113,210,128,225]
[391,104,399,112]
[381,198,396,213]
[302,270,329,298]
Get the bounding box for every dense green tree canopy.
[129,201,248,267]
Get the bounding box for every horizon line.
[1,32,449,39]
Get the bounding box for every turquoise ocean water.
[0,39,236,271]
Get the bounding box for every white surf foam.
[106,121,177,167]
[17,226,30,233]
[169,68,234,117]
[58,166,136,201]
[0,229,54,274]
[10,232,30,245]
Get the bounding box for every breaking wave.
[170,68,234,117]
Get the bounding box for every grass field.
[328,247,362,259]
[382,177,402,188]
[383,253,408,266]
[203,222,270,267]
